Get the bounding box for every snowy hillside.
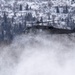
[0,0,75,42]
[0,0,75,26]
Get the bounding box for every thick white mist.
[0,33,75,75]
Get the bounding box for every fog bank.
[0,33,75,75]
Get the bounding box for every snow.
[71,3,75,7]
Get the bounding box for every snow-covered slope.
[0,0,75,29]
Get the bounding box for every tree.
[1,13,13,41]
[20,4,22,11]
[3,12,8,23]
[48,0,53,19]
[56,6,59,13]
[26,4,29,10]
[63,5,68,13]
[52,15,56,25]
[18,23,23,34]
[25,13,32,21]
[47,13,50,20]
[65,5,68,13]
[48,0,53,8]
[40,17,43,26]
[2,12,8,31]
[11,16,14,23]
